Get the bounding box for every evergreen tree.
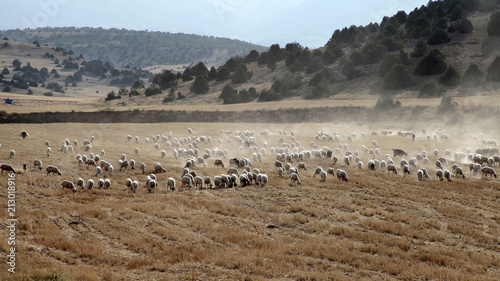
[379,54,401,77]
[461,63,482,87]
[410,40,427,58]
[190,75,209,94]
[439,66,461,86]
[266,54,277,71]
[383,64,414,90]
[414,49,447,76]
[487,56,500,81]
[487,11,500,36]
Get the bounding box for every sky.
[1,0,429,48]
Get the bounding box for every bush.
[144,86,162,97]
[190,75,210,94]
[374,96,401,111]
[285,53,297,67]
[2,85,11,92]
[363,44,388,64]
[439,66,461,86]
[216,66,230,81]
[437,95,458,115]
[410,40,427,58]
[305,57,323,74]
[414,49,447,76]
[456,18,473,33]
[258,89,280,102]
[2,67,9,75]
[450,5,465,21]
[461,63,482,87]
[487,11,500,36]
[383,64,414,90]
[380,36,404,52]
[379,54,401,77]
[428,28,451,45]
[43,92,54,97]
[409,26,423,39]
[27,89,33,95]
[309,67,335,87]
[231,64,251,84]
[342,61,360,80]
[350,50,364,66]
[266,55,277,70]
[487,56,500,81]
[320,50,336,65]
[418,80,444,98]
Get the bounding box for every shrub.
[439,66,461,86]
[409,26,423,39]
[219,84,238,104]
[320,50,336,65]
[182,72,193,82]
[410,40,427,58]
[43,92,54,97]
[305,57,323,74]
[414,49,447,76]
[266,55,277,70]
[428,28,451,45]
[285,53,297,67]
[258,89,280,102]
[437,95,458,115]
[487,56,500,81]
[2,85,11,92]
[487,11,500,36]
[27,89,33,95]
[461,63,482,87]
[379,54,401,77]
[144,86,162,97]
[350,50,364,66]
[309,67,335,87]
[418,80,445,98]
[374,96,401,111]
[380,36,404,52]
[456,18,473,33]
[231,64,251,84]
[383,64,414,90]
[190,75,210,94]
[216,66,230,81]
[342,61,360,80]
[363,44,388,64]
[450,5,465,21]
[2,67,9,75]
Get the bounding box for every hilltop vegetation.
[0,27,267,68]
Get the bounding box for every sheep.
[227,167,239,176]
[85,144,92,151]
[402,164,411,177]
[332,156,338,165]
[260,174,268,187]
[277,167,284,178]
[400,159,409,168]
[60,180,76,192]
[97,178,104,189]
[387,164,397,175]
[130,159,135,170]
[336,169,348,182]
[288,172,301,186]
[417,169,424,181]
[0,164,16,174]
[193,176,204,189]
[326,167,335,176]
[161,150,167,159]
[213,176,222,188]
[130,181,139,193]
[77,159,83,167]
[147,179,157,193]
[95,166,102,177]
[181,176,193,190]
[444,170,452,181]
[139,163,146,174]
[33,159,43,170]
[167,177,176,191]
[87,179,94,189]
[344,156,350,167]
[125,178,132,189]
[20,130,29,139]
[108,165,114,176]
[357,161,363,170]
[9,149,15,158]
[47,147,52,157]
[319,170,327,182]
[103,179,111,189]
[454,167,465,179]
[436,160,443,170]
[297,162,308,170]
[436,169,444,181]
[312,166,323,178]
[46,165,61,176]
[214,158,225,168]
[274,160,284,171]
[153,162,167,173]
[134,147,140,156]
[481,167,497,179]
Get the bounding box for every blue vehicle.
[4,97,16,105]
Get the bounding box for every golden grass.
[0,121,499,280]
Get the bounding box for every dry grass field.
[0,121,499,280]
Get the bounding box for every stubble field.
[0,121,499,281]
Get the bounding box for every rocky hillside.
[0,27,267,68]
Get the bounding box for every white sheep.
[87,179,94,189]
[147,179,157,193]
[312,166,323,178]
[290,173,301,186]
[444,170,452,181]
[260,174,268,187]
[161,150,166,159]
[60,180,76,192]
[108,165,114,176]
[336,169,348,182]
[344,156,350,167]
[33,159,43,170]
[9,149,15,158]
[153,162,166,173]
[319,170,327,182]
[95,166,102,177]
[167,177,176,191]
[103,179,111,189]
[214,158,225,168]
[139,163,146,174]
[417,169,424,181]
[130,159,135,170]
[402,164,411,177]
[181,176,193,190]
[125,178,132,189]
[131,181,139,193]
[97,178,104,189]
[194,176,204,189]
[436,169,444,181]
[46,165,61,176]
[357,161,363,170]
[387,164,397,175]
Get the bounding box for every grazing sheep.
[97,178,104,189]
[130,181,139,193]
[204,176,213,189]
[153,162,167,173]
[85,144,92,151]
[60,180,76,192]
[290,173,301,186]
[227,167,239,176]
[326,167,335,176]
[46,165,61,176]
[103,179,111,189]
[277,167,284,178]
[20,130,29,139]
[444,170,452,181]
[357,161,363,170]
[417,169,424,181]
[392,149,408,159]
[436,160,443,170]
[387,164,397,175]
[1,164,16,174]
[95,167,102,177]
[336,169,348,182]
[332,156,338,166]
[161,150,166,159]
[47,147,52,157]
[481,167,497,179]
[130,159,135,170]
[108,165,114,176]
[436,169,444,181]
[125,178,132,189]
[193,176,204,189]
[139,163,146,174]
[260,174,268,187]
[181,176,193,190]
[297,162,308,170]
[147,179,157,193]
[402,164,411,177]
[167,177,176,191]
[33,159,43,170]
[312,166,323,178]
[319,170,327,182]
[9,149,15,158]
[344,156,350,167]
[454,167,465,179]
[214,158,225,168]
[87,179,94,189]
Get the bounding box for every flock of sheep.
[0,126,498,195]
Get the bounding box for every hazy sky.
[2,0,428,48]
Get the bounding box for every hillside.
[0,27,267,68]
[96,1,500,109]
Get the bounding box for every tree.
[439,66,461,86]
[350,50,364,66]
[1,68,9,75]
[320,50,336,65]
[374,96,401,111]
[450,5,465,21]
[258,89,280,102]
[2,85,11,92]
[363,44,387,64]
[216,66,230,81]
[487,11,500,36]
[409,26,423,39]
[309,67,335,86]
[487,56,500,82]
[428,28,451,45]
[131,80,144,89]
[208,66,217,80]
[461,63,482,87]
[231,64,251,84]
[190,75,209,94]
[12,59,21,68]
[285,53,297,67]
[305,57,323,74]
[383,64,414,90]
[219,84,238,104]
[418,80,444,98]
[414,49,447,76]
[379,54,401,77]
[144,85,162,97]
[342,61,360,80]
[456,18,473,33]
[266,54,277,71]
[190,62,209,77]
[411,40,427,58]
[244,50,260,63]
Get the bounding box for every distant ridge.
[0,27,267,68]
